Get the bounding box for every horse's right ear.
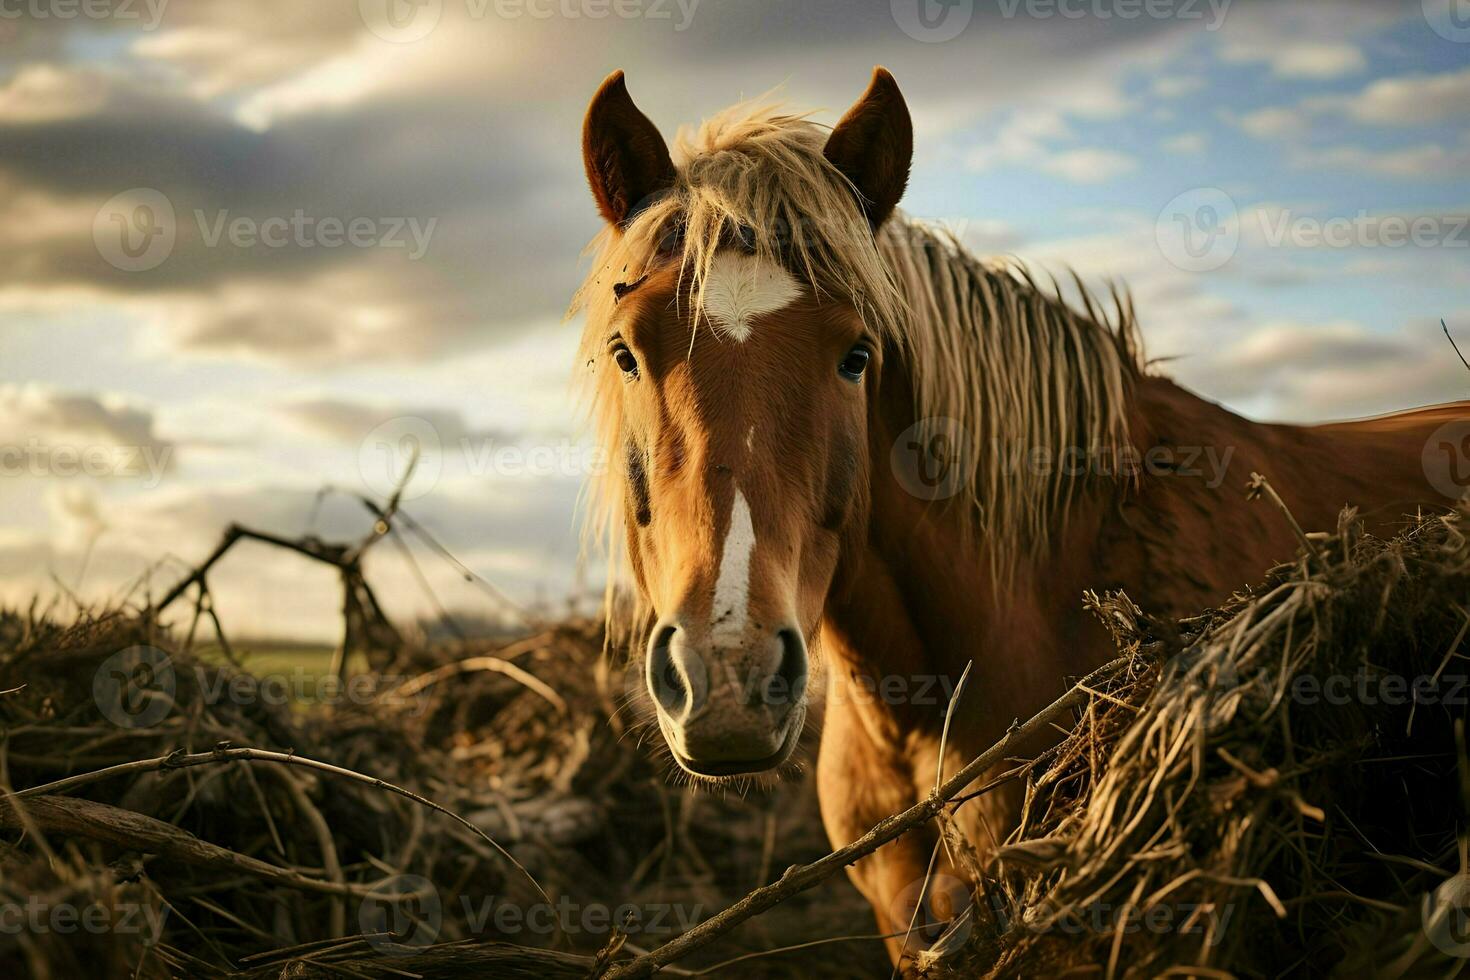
[583,71,676,228]
[823,67,912,229]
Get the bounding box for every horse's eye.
[838,345,870,382]
[613,345,639,376]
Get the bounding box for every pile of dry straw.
[2,496,1468,978]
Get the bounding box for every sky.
[0,0,1466,640]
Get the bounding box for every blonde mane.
[570,100,1144,581]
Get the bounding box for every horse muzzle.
[645,618,808,776]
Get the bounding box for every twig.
[1445,319,1470,376]
[1246,472,1318,559]
[603,656,1129,979]
[393,656,567,713]
[7,742,553,912]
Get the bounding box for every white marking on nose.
[710,489,755,645]
[702,252,801,343]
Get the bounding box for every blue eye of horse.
[838,346,870,381]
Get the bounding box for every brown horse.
[570,67,1465,963]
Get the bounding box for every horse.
[569,66,1466,964]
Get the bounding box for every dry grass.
[923,500,1470,977]
[0,613,883,978]
[3,496,1467,978]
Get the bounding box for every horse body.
[570,67,1461,965]
[820,356,1463,952]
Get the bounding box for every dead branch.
[602,655,1130,979]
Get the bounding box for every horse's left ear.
[823,67,912,229]
[583,70,677,228]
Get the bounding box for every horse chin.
[662,706,806,785]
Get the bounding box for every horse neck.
[819,358,1119,737]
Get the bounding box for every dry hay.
[922,501,1470,978]
[3,495,1468,979]
[0,612,882,978]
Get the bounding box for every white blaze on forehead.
[710,489,755,645]
[701,251,801,343]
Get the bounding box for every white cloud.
[1228,106,1304,139]
[1151,76,1204,99]
[1221,41,1366,79]
[1162,132,1207,154]
[1039,148,1137,184]
[964,110,1134,184]
[1306,66,1470,126]
[1289,140,1470,179]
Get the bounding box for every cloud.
[1039,148,1137,184]
[1151,76,1204,99]
[276,398,512,447]
[964,110,1135,184]
[1225,67,1470,170]
[1227,106,1304,139]
[1162,132,1207,154]
[1185,316,1469,421]
[1221,40,1366,79]
[1287,139,1470,179]
[1305,66,1470,126]
[0,385,175,482]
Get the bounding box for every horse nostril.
[647,624,686,713]
[767,628,809,706]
